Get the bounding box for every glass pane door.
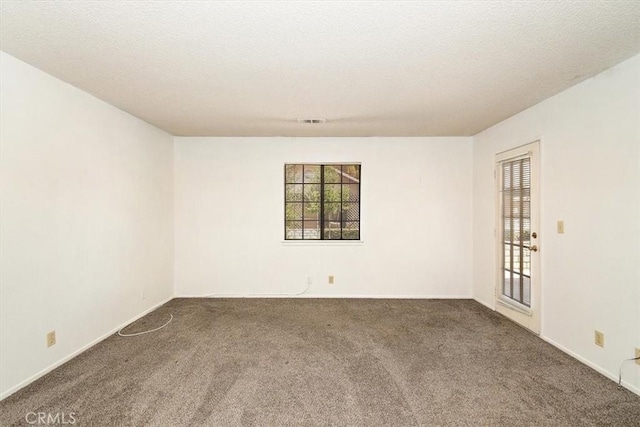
[501,157,531,307]
[495,141,539,334]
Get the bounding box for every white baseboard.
[4,294,636,401]
[0,296,173,401]
[473,297,495,310]
[540,336,640,396]
[178,294,473,299]
[473,297,640,396]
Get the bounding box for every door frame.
[494,141,541,334]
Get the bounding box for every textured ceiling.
[1,1,639,137]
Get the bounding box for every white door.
[495,141,540,334]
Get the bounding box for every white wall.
[174,137,473,298]
[0,52,174,398]
[472,54,640,392]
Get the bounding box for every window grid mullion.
[285,164,360,240]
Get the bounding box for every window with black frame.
[284,164,361,240]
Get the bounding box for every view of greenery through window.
[285,164,361,240]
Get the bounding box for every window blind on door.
[501,157,531,307]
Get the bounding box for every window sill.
[281,240,364,246]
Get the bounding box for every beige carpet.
[1,298,639,426]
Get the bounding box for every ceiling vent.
[297,118,327,124]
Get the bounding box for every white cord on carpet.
[203,282,311,298]
[118,282,309,335]
[617,355,640,387]
[117,314,174,337]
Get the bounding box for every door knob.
[530,245,538,252]
[531,232,537,238]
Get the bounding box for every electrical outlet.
[307,276,313,285]
[635,348,640,366]
[47,331,56,348]
[328,275,335,285]
[557,220,565,234]
[594,330,604,347]
[141,290,146,300]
